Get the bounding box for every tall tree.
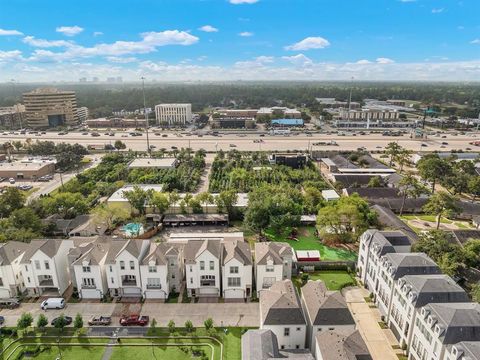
[215,190,238,217]
[123,185,152,215]
[149,191,169,214]
[422,191,460,229]
[0,187,25,218]
[468,176,480,202]
[385,142,401,167]
[417,154,452,192]
[114,140,126,151]
[398,172,428,216]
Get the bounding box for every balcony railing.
[146,284,162,289]
[38,279,54,287]
[81,284,97,289]
[122,279,137,286]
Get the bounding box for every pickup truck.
[88,316,112,326]
[119,315,149,326]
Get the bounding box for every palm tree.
[385,142,402,167]
[2,142,14,161]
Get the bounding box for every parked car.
[8,178,15,184]
[119,315,149,326]
[51,316,73,326]
[40,297,65,310]
[0,316,4,325]
[88,316,112,326]
[0,298,20,309]
[0,177,5,182]
[229,144,237,147]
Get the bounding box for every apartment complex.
[77,106,89,122]
[0,104,26,129]
[155,103,192,125]
[23,88,79,128]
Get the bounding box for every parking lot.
[0,301,259,328]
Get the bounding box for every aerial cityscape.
[0,0,479,360]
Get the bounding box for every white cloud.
[56,25,84,36]
[234,55,274,68]
[197,55,208,61]
[470,39,480,44]
[229,0,259,4]
[431,8,444,13]
[282,54,313,66]
[106,56,138,63]
[0,28,23,36]
[239,31,254,37]
[93,31,103,37]
[0,50,23,62]
[285,36,330,51]
[356,59,372,64]
[23,36,74,48]
[376,57,395,64]
[198,25,218,33]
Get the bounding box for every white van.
[40,298,65,310]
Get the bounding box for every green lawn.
[110,340,213,360]
[293,271,357,291]
[265,226,357,261]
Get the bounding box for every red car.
[119,315,149,326]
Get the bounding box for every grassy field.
[265,226,357,261]
[292,271,357,292]
[400,215,475,230]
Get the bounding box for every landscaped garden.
[400,214,475,232]
[265,226,358,261]
[292,271,357,292]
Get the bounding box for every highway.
[0,131,478,152]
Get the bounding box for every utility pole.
[347,76,354,122]
[141,77,151,155]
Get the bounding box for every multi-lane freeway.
[0,130,477,152]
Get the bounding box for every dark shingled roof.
[315,330,372,360]
[344,187,400,199]
[260,280,306,326]
[371,205,419,243]
[449,230,480,246]
[0,242,30,266]
[449,342,480,360]
[383,253,441,280]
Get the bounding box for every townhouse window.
[109,266,113,272]
[296,345,300,349]
[190,266,192,272]
[34,260,40,270]
[200,261,205,270]
[0,278,3,286]
[25,265,28,271]
[227,277,241,287]
[230,266,239,274]
[284,328,290,336]
[190,278,193,284]
[129,261,135,270]
[111,277,114,284]
[296,327,301,331]
[172,274,175,279]
[147,278,161,288]
[44,261,50,270]
[281,345,285,350]
[209,261,214,270]
[120,261,125,270]
[170,263,174,267]
[82,266,91,273]
[82,278,95,287]
[148,266,157,273]
[27,277,31,283]
[266,265,274,272]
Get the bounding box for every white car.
[8,178,15,184]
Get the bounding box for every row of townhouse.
[248,278,371,360]
[357,229,480,360]
[0,236,296,301]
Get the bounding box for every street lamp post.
[141,77,151,155]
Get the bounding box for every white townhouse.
[260,279,307,350]
[222,240,253,300]
[22,239,79,296]
[254,242,294,291]
[300,280,356,351]
[388,274,469,350]
[357,229,412,292]
[69,237,112,300]
[0,242,30,298]
[105,239,150,298]
[184,240,222,298]
[444,341,480,360]
[140,242,183,300]
[410,303,480,360]
[375,253,440,319]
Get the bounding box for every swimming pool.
[121,223,144,238]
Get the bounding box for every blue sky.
[0,0,479,81]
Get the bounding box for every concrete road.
[0,301,259,328]
[343,287,400,360]
[1,131,479,152]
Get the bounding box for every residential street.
[0,302,259,328]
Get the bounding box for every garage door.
[224,289,244,299]
[81,289,101,299]
[123,287,142,296]
[199,287,219,296]
[144,290,167,299]
[0,288,11,299]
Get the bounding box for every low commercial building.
[258,107,302,119]
[85,117,147,128]
[155,103,192,126]
[127,158,178,170]
[211,117,255,129]
[271,118,304,127]
[321,189,340,201]
[316,98,361,109]
[216,109,258,118]
[0,160,55,180]
[269,153,307,168]
[107,184,164,213]
[260,280,307,350]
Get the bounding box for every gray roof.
[104,239,146,264]
[371,205,419,243]
[0,242,30,266]
[328,155,358,169]
[223,240,252,266]
[450,341,480,360]
[331,174,380,187]
[241,329,314,360]
[399,274,469,308]
[315,330,372,360]
[21,239,63,263]
[363,229,411,257]
[358,154,390,169]
[255,242,293,266]
[369,197,428,213]
[424,302,480,344]
[260,280,306,326]
[450,230,480,246]
[142,242,179,266]
[344,187,400,199]
[301,280,354,326]
[71,237,112,266]
[184,239,222,264]
[383,253,440,280]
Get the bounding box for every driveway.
[0,302,259,328]
[343,287,401,360]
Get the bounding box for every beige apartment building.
[23,88,79,128]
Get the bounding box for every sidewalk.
[343,287,400,360]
